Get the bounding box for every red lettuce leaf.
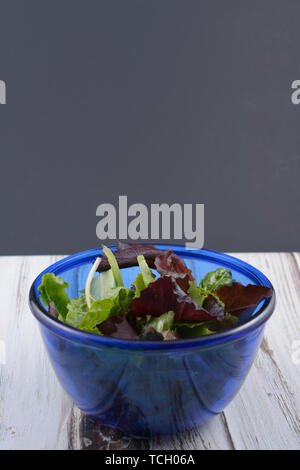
[130,276,224,323]
[215,282,272,314]
[97,314,139,339]
[202,294,225,319]
[154,249,195,292]
[97,241,164,272]
[138,327,164,341]
[48,301,59,319]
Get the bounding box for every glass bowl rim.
[29,244,276,351]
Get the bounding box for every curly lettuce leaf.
[38,273,70,320]
[65,295,89,327]
[78,298,115,334]
[78,287,135,334]
[154,249,194,292]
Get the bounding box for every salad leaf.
[37,242,272,341]
[130,276,224,323]
[97,241,164,273]
[111,287,135,312]
[132,256,156,297]
[175,311,237,334]
[98,314,139,339]
[154,249,194,292]
[85,256,102,308]
[38,273,70,320]
[102,245,124,287]
[49,301,59,319]
[162,330,179,340]
[188,281,209,307]
[138,327,164,341]
[78,298,115,333]
[202,294,225,318]
[218,313,239,330]
[177,324,214,339]
[137,255,155,287]
[144,311,175,334]
[65,295,89,327]
[199,268,232,292]
[215,282,272,314]
[78,287,135,333]
[90,269,114,300]
[132,273,146,297]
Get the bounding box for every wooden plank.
[138,413,235,450]
[1,253,299,450]
[221,253,300,450]
[0,255,72,450]
[67,409,235,450]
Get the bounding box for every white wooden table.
[0,253,300,450]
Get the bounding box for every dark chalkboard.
[0,0,299,254]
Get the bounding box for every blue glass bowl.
[29,245,275,437]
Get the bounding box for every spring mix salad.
[38,242,272,341]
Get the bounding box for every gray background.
[0,0,299,255]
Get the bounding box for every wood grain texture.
[0,253,299,450]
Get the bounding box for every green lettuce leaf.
[176,312,238,338]
[188,268,232,310]
[199,268,232,292]
[137,255,155,286]
[77,287,135,334]
[133,255,156,298]
[65,295,89,327]
[109,286,135,312]
[188,280,224,311]
[102,245,124,287]
[38,273,70,320]
[144,311,175,334]
[177,324,214,338]
[132,273,146,297]
[89,269,115,300]
[188,281,209,307]
[78,298,115,334]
